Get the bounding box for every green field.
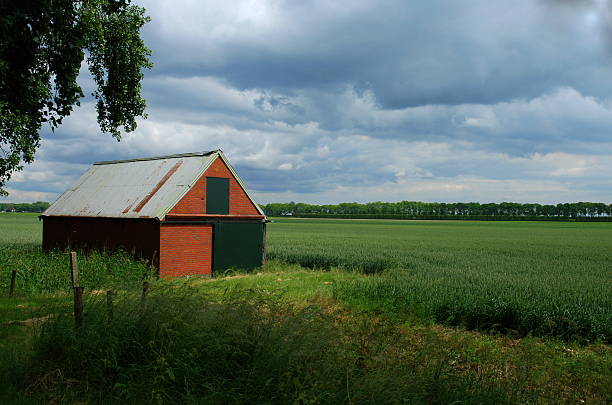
[268,218,612,342]
[1,213,611,403]
[0,213,42,245]
[2,214,611,341]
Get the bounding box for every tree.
[0,0,152,196]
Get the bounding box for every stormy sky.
[5,0,612,204]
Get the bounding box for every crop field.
[0,213,41,245]
[1,213,611,403]
[268,218,612,342]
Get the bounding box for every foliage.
[0,0,152,195]
[0,213,149,294]
[0,215,611,403]
[284,213,612,222]
[263,200,612,219]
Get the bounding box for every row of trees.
[4,200,611,217]
[0,201,50,213]
[262,201,612,218]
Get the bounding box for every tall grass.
[3,286,520,404]
[0,245,150,295]
[0,215,611,403]
[0,213,151,294]
[2,214,610,342]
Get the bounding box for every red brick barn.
[41,150,267,278]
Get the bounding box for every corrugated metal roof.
[43,151,219,220]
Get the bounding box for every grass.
[0,213,611,403]
[0,246,151,295]
[3,285,611,404]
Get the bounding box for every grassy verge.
[1,282,610,404]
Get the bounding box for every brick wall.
[159,223,212,278]
[168,157,260,216]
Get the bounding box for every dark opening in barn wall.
[206,177,229,214]
[213,222,265,272]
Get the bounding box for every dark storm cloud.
[142,0,612,108]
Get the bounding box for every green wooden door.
[213,222,264,272]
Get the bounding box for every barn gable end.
[167,155,261,216]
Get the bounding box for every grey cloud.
[139,75,612,156]
[140,0,612,108]
[5,0,612,204]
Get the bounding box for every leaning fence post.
[9,270,17,297]
[74,286,84,329]
[70,251,79,288]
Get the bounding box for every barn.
[41,150,267,278]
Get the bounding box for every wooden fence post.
[74,286,84,329]
[70,251,79,288]
[9,270,17,297]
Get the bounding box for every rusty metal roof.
[42,150,264,220]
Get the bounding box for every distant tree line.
[261,201,612,220]
[0,201,50,213]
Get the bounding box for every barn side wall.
[159,223,213,278]
[42,217,160,263]
[168,157,260,216]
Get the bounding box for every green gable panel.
[206,177,229,214]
